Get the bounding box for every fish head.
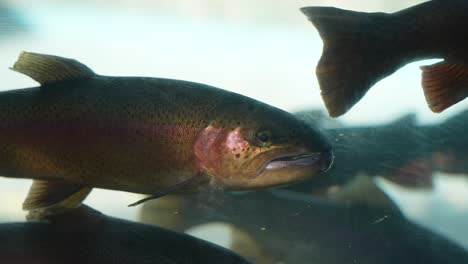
[193,97,334,190]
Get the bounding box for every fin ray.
[128,173,203,207]
[11,51,95,85]
[421,61,468,113]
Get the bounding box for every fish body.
[301,0,468,117]
[1,52,333,214]
[0,205,251,264]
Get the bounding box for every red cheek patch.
[226,128,250,154]
[193,126,250,176]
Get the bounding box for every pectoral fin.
[23,180,92,219]
[128,173,203,207]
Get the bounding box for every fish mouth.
[265,153,322,170]
[254,152,324,177]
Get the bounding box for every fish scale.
[0,52,333,218]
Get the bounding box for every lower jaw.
[227,165,322,190]
[264,153,321,171]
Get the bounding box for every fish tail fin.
[421,61,468,113]
[301,7,408,117]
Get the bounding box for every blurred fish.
[301,0,468,117]
[0,205,251,264]
[319,113,434,190]
[0,52,333,216]
[287,111,431,193]
[425,108,468,174]
[140,186,468,264]
[292,109,468,195]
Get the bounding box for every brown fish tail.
[301,7,410,117]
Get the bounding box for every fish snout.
[320,148,334,172]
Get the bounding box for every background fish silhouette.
[302,0,468,117]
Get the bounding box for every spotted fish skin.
[0,77,226,193]
[0,52,333,213]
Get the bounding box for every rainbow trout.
[301,0,468,117]
[0,52,333,215]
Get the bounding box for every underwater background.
[1,0,468,260]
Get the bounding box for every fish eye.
[256,131,272,146]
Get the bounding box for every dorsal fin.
[11,51,95,86]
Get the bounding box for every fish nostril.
[320,148,334,172]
